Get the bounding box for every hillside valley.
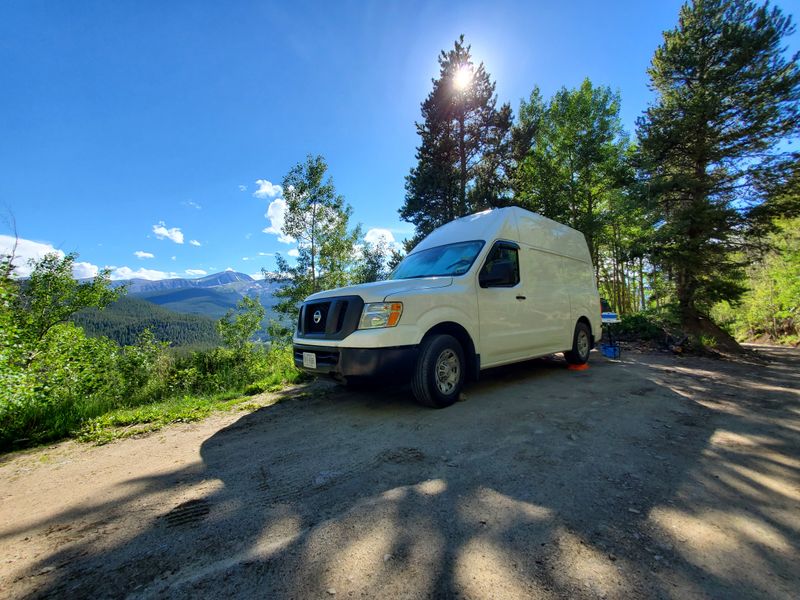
[77,271,285,346]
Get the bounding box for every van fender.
[412,307,481,381]
[412,306,479,346]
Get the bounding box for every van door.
[520,249,572,353]
[476,241,533,366]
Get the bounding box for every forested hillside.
[74,296,221,347]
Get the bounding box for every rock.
[327,588,336,595]
[627,508,640,514]
[383,554,391,562]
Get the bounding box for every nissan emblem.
[313,310,322,324]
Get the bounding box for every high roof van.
[293,207,602,407]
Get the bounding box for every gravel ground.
[1,346,798,599]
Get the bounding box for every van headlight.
[358,302,403,329]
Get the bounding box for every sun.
[453,64,473,91]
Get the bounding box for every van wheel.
[565,322,591,365]
[412,334,465,408]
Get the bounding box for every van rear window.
[390,240,485,280]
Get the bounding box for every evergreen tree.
[637,0,800,350]
[400,36,512,243]
[270,155,361,321]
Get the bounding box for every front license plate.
[302,352,317,369]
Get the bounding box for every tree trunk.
[638,257,646,311]
[458,112,467,216]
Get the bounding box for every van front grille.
[297,295,364,341]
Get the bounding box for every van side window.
[479,242,520,288]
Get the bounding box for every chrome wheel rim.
[435,349,460,395]
[577,330,589,360]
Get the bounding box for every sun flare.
[453,64,473,91]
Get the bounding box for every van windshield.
[390,240,485,280]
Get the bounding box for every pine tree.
[637,0,800,350]
[400,36,512,244]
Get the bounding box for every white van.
[293,207,601,407]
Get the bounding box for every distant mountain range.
[78,271,287,346]
[111,270,258,294]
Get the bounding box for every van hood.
[305,277,453,303]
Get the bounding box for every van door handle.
[516,295,526,300]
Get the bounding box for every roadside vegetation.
[0,252,304,451]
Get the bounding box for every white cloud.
[109,266,177,281]
[189,239,201,247]
[262,198,294,243]
[238,184,247,192]
[182,200,202,210]
[0,235,66,277]
[171,256,177,261]
[249,272,266,280]
[73,262,100,279]
[185,269,207,276]
[152,221,184,244]
[225,267,235,271]
[257,251,274,256]
[287,248,300,258]
[253,179,282,199]
[364,228,395,246]
[134,250,155,259]
[242,257,250,261]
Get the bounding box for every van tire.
[412,334,465,408]
[565,322,591,365]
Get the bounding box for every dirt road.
[1,347,798,599]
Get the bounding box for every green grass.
[1,343,308,452]
[76,389,285,445]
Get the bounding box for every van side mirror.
[479,259,516,287]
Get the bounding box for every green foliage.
[0,252,124,446]
[217,295,266,354]
[636,0,800,325]
[400,35,513,240]
[712,217,800,343]
[0,250,302,451]
[270,155,361,321]
[1,322,124,446]
[616,308,680,341]
[16,253,122,353]
[512,80,632,265]
[0,256,35,420]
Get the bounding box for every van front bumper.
[293,343,419,381]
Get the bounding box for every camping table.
[601,312,622,358]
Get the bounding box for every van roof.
[412,206,591,263]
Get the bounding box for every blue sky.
[1,0,798,280]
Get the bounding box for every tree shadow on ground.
[12,348,800,599]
